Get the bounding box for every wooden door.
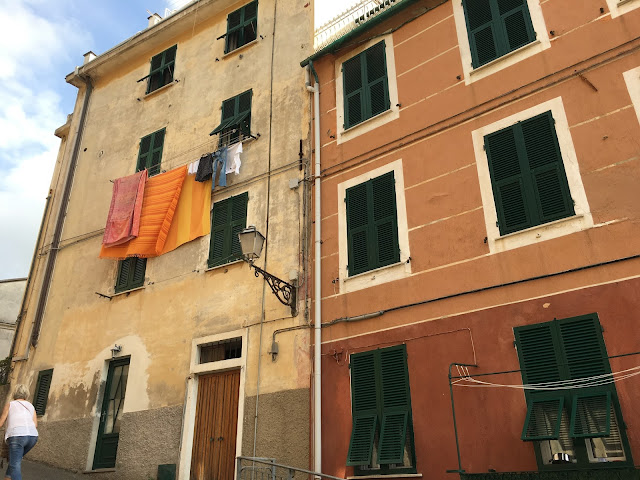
[93,358,130,469]
[190,370,240,480]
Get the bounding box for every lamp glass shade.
[238,226,265,261]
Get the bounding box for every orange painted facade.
[309,0,640,478]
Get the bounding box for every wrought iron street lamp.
[238,226,297,316]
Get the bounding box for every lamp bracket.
[249,263,297,316]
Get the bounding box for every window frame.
[210,90,253,148]
[146,45,177,94]
[514,314,634,470]
[605,0,640,18]
[472,97,593,253]
[136,128,166,177]
[224,1,258,54]
[115,257,147,293]
[208,192,249,268]
[33,368,53,416]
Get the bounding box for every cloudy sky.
[0,0,359,279]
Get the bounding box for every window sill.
[83,468,116,474]
[222,39,259,59]
[347,474,422,479]
[205,259,244,272]
[343,108,393,134]
[470,40,541,76]
[143,80,177,100]
[112,285,145,297]
[345,260,406,282]
[497,214,584,241]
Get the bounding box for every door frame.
[178,328,248,480]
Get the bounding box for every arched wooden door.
[190,370,240,480]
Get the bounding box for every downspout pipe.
[30,73,93,348]
[306,60,321,476]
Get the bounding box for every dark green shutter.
[346,183,370,275]
[498,0,535,52]
[147,45,177,93]
[570,391,612,438]
[137,128,165,176]
[210,90,252,140]
[365,42,390,119]
[557,315,609,380]
[347,352,378,466]
[521,396,564,441]
[208,193,248,267]
[225,1,258,53]
[371,172,399,268]
[115,259,132,293]
[343,55,364,129]
[514,322,563,385]
[378,346,411,465]
[33,369,53,416]
[115,258,146,293]
[131,258,147,288]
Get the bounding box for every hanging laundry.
[161,174,212,255]
[212,147,228,189]
[99,166,187,259]
[195,153,213,182]
[225,142,242,175]
[102,169,148,247]
[187,159,200,175]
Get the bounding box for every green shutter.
[137,128,165,176]
[210,90,252,142]
[343,55,364,129]
[225,1,258,53]
[557,314,609,380]
[498,0,535,52]
[378,345,411,465]
[514,322,563,385]
[115,259,132,293]
[346,183,371,275]
[570,391,612,438]
[115,258,146,293]
[147,45,177,94]
[208,193,248,267]
[131,258,147,288]
[521,396,564,441]
[348,351,378,466]
[371,172,399,268]
[365,41,390,119]
[33,369,53,416]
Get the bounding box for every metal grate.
[200,337,242,363]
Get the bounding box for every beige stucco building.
[0,278,24,361]
[9,1,314,478]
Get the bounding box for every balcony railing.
[236,457,345,480]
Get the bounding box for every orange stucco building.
[304,0,640,478]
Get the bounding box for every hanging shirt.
[212,147,228,189]
[195,153,213,182]
[188,159,200,175]
[226,142,242,175]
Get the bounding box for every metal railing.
[237,457,346,480]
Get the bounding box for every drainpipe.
[305,61,321,476]
[29,73,93,349]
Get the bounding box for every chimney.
[148,13,162,28]
[83,51,96,65]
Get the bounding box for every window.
[209,90,252,147]
[342,40,390,129]
[115,257,146,293]
[225,1,258,54]
[33,369,53,416]
[346,171,399,276]
[199,337,242,364]
[462,0,535,68]
[347,345,416,475]
[208,192,248,268]
[484,111,574,236]
[514,315,632,468]
[136,128,165,177]
[145,45,177,94]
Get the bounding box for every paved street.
[18,460,84,479]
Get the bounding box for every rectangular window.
[342,41,390,129]
[136,128,165,177]
[346,171,399,276]
[225,1,258,54]
[514,315,632,468]
[347,345,416,475]
[462,0,535,68]
[209,90,252,147]
[484,111,574,236]
[199,337,242,364]
[33,369,53,416]
[208,192,248,268]
[115,257,146,293]
[146,45,177,94]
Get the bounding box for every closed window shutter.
[557,315,609,380]
[343,55,364,129]
[137,134,153,172]
[137,128,165,176]
[115,259,132,293]
[371,172,399,268]
[463,0,499,67]
[116,258,146,292]
[521,112,574,224]
[497,0,535,52]
[208,193,248,267]
[346,183,371,275]
[378,346,411,465]
[230,193,248,260]
[34,369,53,416]
[365,41,390,119]
[131,258,147,288]
[347,352,378,466]
[514,322,563,385]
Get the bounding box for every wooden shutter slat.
[378,411,408,464]
[570,392,612,438]
[558,316,610,380]
[343,54,364,129]
[521,396,564,441]
[33,369,53,416]
[371,172,399,268]
[514,323,563,385]
[365,42,389,118]
[347,351,378,466]
[131,258,146,288]
[502,9,532,50]
[346,183,371,275]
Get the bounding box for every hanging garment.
[225,142,242,175]
[161,173,212,254]
[212,147,227,189]
[102,169,148,247]
[99,166,187,259]
[188,159,200,175]
[195,153,213,182]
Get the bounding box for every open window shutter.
[521,396,564,441]
[371,172,399,268]
[237,90,252,135]
[378,345,410,465]
[365,41,390,119]
[209,199,230,266]
[557,315,609,380]
[137,134,153,172]
[514,322,563,385]
[230,193,248,260]
[343,54,364,129]
[570,391,612,438]
[463,0,499,67]
[34,369,53,416]
[497,0,535,51]
[347,352,378,466]
[131,258,147,288]
[521,112,574,224]
[116,259,132,292]
[346,183,371,276]
[485,126,532,235]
